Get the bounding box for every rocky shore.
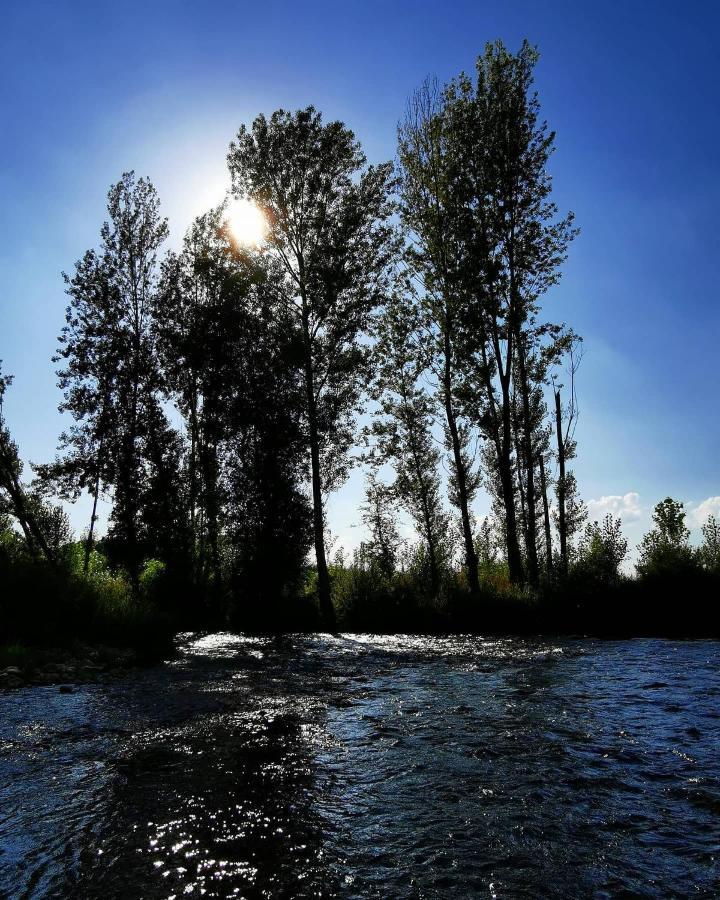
[0,644,141,691]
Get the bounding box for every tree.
[699,515,720,575]
[575,514,628,586]
[156,207,264,591]
[399,42,577,589]
[459,42,576,586]
[553,340,583,573]
[358,476,402,580]
[0,364,55,562]
[367,289,450,595]
[398,80,482,598]
[54,172,172,591]
[228,107,397,629]
[36,248,118,572]
[637,497,697,579]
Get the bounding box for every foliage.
[574,514,628,586]
[636,497,699,579]
[228,107,398,627]
[3,66,718,645]
[699,515,720,574]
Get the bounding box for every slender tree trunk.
[539,453,553,574]
[198,433,221,590]
[85,394,110,575]
[512,411,529,553]
[301,311,336,632]
[485,332,523,584]
[188,385,200,577]
[84,452,103,575]
[514,341,540,586]
[399,382,440,595]
[442,320,480,599]
[0,444,54,563]
[554,389,568,573]
[496,379,523,583]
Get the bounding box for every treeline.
[1,41,718,646]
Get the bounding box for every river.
[1,633,719,897]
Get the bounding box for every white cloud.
[587,492,642,523]
[689,496,720,528]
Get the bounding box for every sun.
[226,197,267,247]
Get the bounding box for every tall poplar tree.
[401,42,577,587]
[368,291,449,595]
[398,83,482,599]
[228,107,397,628]
[55,172,171,590]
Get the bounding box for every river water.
[1,634,719,898]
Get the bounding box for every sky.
[1,0,718,560]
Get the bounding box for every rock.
[3,666,22,676]
[80,663,103,674]
[0,673,24,689]
[59,685,73,694]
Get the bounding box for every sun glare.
[226,198,267,247]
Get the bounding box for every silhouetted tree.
[368,290,449,595]
[552,340,583,573]
[398,81,482,598]
[359,476,401,580]
[156,207,263,592]
[699,515,720,575]
[575,514,628,586]
[228,107,397,628]
[401,43,577,589]
[0,364,55,562]
[53,172,173,592]
[637,497,697,579]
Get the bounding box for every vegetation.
[1,40,718,652]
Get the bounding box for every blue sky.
[1,0,718,557]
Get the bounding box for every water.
[1,634,719,898]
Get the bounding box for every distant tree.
[228,107,397,628]
[475,515,506,580]
[557,470,587,558]
[358,476,402,580]
[637,497,697,579]
[552,341,583,574]
[699,515,720,575]
[0,364,55,562]
[575,514,628,586]
[367,290,450,595]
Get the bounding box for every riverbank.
[0,642,159,691]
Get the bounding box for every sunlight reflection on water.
[1,634,719,897]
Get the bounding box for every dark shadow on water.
[2,634,720,898]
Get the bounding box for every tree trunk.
[514,341,540,586]
[301,315,336,632]
[84,458,102,575]
[539,453,553,574]
[496,384,523,584]
[400,382,440,596]
[0,443,55,564]
[554,389,568,573]
[485,332,523,584]
[442,322,480,599]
